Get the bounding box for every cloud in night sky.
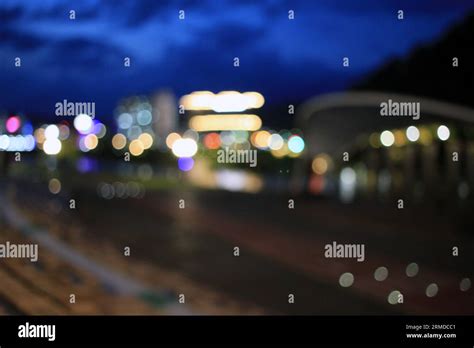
[1,0,473,120]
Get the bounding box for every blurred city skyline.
[1,0,474,123]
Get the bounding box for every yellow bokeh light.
[268,133,284,150]
[112,134,127,150]
[138,133,153,150]
[166,132,181,149]
[312,154,331,175]
[393,130,406,147]
[34,128,46,144]
[190,114,262,132]
[253,130,271,148]
[270,144,289,158]
[129,139,144,156]
[84,134,98,150]
[48,178,61,194]
[243,92,265,109]
[419,127,433,146]
[180,91,265,112]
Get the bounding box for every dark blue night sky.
[1,0,474,120]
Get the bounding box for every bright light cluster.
[0,134,35,152]
[43,124,62,155]
[371,124,451,148]
[250,130,305,158]
[171,138,198,158]
[113,97,156,156]
[74,114,93,134]
[167,128,305,159]
[180,91,265,112]
[189,114,262,132]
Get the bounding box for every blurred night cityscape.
[0,0,473,316]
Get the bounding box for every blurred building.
[293,13,474,204]
[151,90,178,149]
[292,92,474,207]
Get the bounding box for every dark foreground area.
[1,176,472,315]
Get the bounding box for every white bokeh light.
[437,125,450,141]
[172,138,198,158]
[43,138,62,155]
[406,126,420,142]
[44,125,60,139]
[380,130,395,147]
[74,114,93,133]
[268,134,284,150]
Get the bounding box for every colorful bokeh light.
[6,116,21,133]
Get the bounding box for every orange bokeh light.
[203,132,221,149]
